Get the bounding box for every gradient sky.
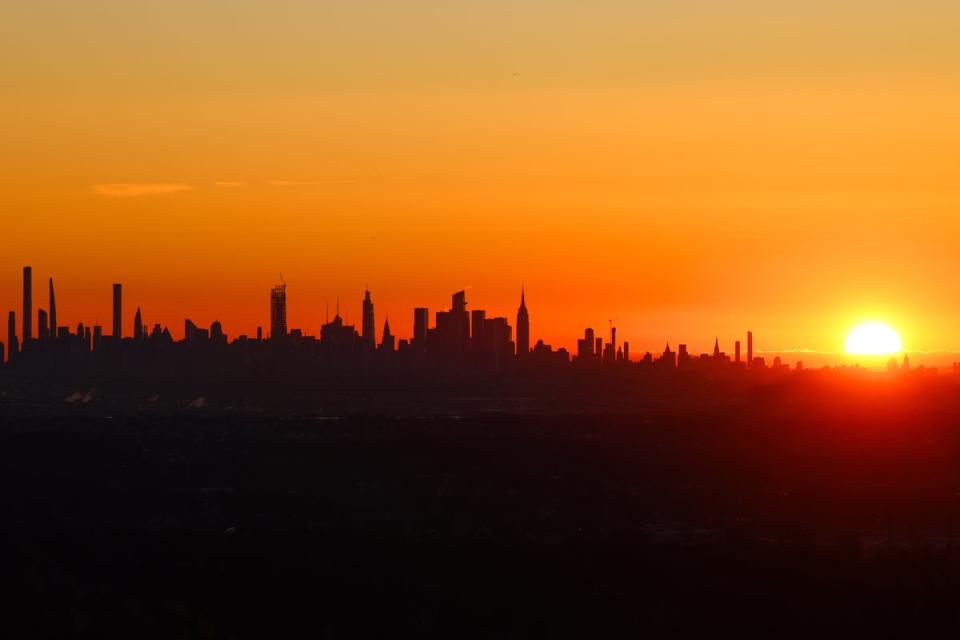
[2,1,960,361]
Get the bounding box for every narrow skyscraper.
[112,283,122,339]
[7,311,17,361]
[413,307,428,351]
[38,309,49,340]
[747,331,753,369]
[48,278,56,338]
[362,289,375,348]
[516,286,529,356]
[134,307,143,340]
[270,282,287,339]
[22,266,32,347]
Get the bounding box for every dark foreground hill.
[2,386,960,637]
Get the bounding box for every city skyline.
[0,264,942,370]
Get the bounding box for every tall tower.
[112,283,122,339]
[362,289,375,348]
[270,282,287,339]
[133,307,143,340]
[713,337,720,358]
[22,266,32,347]
[747,331,753,368]
[516,286,529,356]
[735,340,741,364]
[413,307,428,351]
[48,278,57,337]
[7,311,17,361]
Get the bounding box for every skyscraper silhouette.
[747,331,753,369]
[134,307,143,340]
[112,284,122,339]
[413,307,428,351]
[735,340,741,364]
[7,311,16,361]
[38,309,48,340]
[48,278,56,337]
[270,282,287,340]
[516,287,529,356]
[22,266,32,347]
[362,289,375,349]
[380,316,394,352]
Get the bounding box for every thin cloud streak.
[268,179,356,186]
[92,183,193,197]
[212,181,246,188]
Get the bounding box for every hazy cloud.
[268,179,355,187]
[93,183,193,197]
[212,181,246,188]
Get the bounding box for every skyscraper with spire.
[362,289,375,349]
[516,286,529,356]
[134,307,143,340]
[48,278,56,338]
[380,316,394,352]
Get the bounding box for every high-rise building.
[471,309,486,348]
[134,307,143,340]
[112,283,122,339]
[7,311,17,361]
[380,316,395,352]
[48,278,56,338]
[516,287,529,356]
[747,331,753,369]
[22,266,32,347]
[713,338,721,358]
[362,289,375,348]
[735,341,741,364]
[38,309,48,340]
[451,290,469,356]
[413,307,428,350]
[270,282,287,339]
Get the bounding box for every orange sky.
[2,2,960,362]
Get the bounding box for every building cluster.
[1,265,783,377]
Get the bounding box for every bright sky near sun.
[2,1,960,359]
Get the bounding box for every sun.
[844,322,903,355]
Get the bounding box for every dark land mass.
[3,378,960,638]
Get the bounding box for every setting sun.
[845,322,903,356]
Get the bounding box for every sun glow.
[845,322,903,356]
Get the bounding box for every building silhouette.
[7,311,17,361]
[48,278,57,338]
[747,331,753,369]
[362,289,375,349]
[22,266,32,348]
[134,307,144,340]
[112,284,122,339]
[38,309,48,340]
[380,316,394,352]
[516,287,529,356]
[413,307,428,352]
[270,282,287,340]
